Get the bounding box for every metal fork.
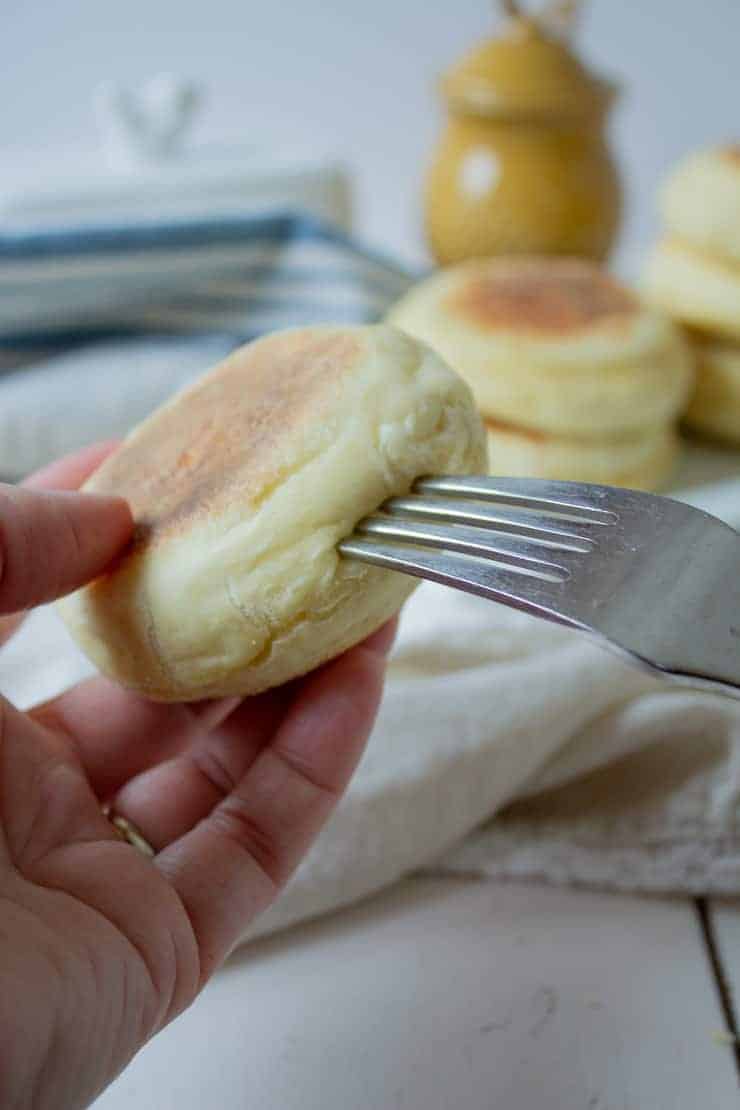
[338,476,740,700]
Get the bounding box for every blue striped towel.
[0,211,414,475]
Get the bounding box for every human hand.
[0,443,395,1110]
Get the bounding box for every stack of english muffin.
[390,257,692,490]
[643,145,740,445]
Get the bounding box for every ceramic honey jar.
[425,1,622,264]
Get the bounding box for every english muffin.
[683,334,740,445]
[58,325,486,701]
[389,257,692,438]
[486,419,678,490]
[643,236,740,343]
[660,145,740,264]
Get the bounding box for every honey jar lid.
[441,2,617,121]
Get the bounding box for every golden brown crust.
[448,258,637,336]
[91,330,363,548]
[722,144,740,164]
[484,415,548,443]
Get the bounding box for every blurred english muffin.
[642,143,740,450]
[643,236,740,343]
[59,324,486,701]
[486,420,678,491]
[683,334,740,445]
[660,145,740,264]
[389,257,692,439]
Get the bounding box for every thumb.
[0,484,133,615]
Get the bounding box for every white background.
[2,0,738,265]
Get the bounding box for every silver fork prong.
[340,475,740,700]
[383,494,599,547]
[416,476,618,524]
[338,535,577,605]
[355,515,571,578]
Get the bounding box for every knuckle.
[0,514,6,598]
[191,746,238,800]
[273,743,341,802]
[0,489,37,609]
[48,502,81,599]
[58,501,84,569]
[210,797,284,888]
[0,492,15,603]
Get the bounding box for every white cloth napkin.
[3,473,740,946]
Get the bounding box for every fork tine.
[338,535,577,616]
[383,494,600,546]
[415,476,618,524]
[355,515,571,577]
[341,474,740,700]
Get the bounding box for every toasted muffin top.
[88,329,364,547]
[447,258,638,337]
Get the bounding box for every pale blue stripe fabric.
[0,211,414,356]
[0,211,416,475]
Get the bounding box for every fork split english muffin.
[58,325,486,701]
[389,257,692,489]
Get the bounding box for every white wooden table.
[97,878,740,1109]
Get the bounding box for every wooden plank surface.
[97,879,739,1110]
[708,898,740,1079]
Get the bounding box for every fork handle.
[340,537,740,704]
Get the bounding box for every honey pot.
[425,0,622,264]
